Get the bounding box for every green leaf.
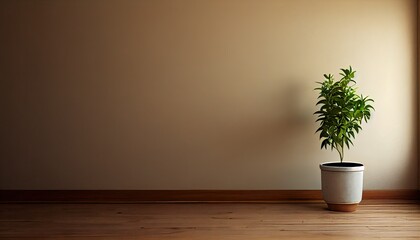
[316,99,327,105]
[321,139,329,149]
[344,138,350,149]
[349,130,355,139]
[314,110,326,115]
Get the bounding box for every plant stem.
[336,142,344,163]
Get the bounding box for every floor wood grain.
[1,201,419,239]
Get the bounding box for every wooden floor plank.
[0,201,419,239]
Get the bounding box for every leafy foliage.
[314,66,374,163]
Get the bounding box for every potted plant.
[314,66,374,212]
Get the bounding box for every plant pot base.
[327,203,358,212]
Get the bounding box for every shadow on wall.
[218,79,314,164]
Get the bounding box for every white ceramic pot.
[319,162,364,212]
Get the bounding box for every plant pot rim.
[320,162,364,172]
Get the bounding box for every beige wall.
[0,0,417,190]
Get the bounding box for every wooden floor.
[1,200,419,239]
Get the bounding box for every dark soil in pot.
[322,162,363,167]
